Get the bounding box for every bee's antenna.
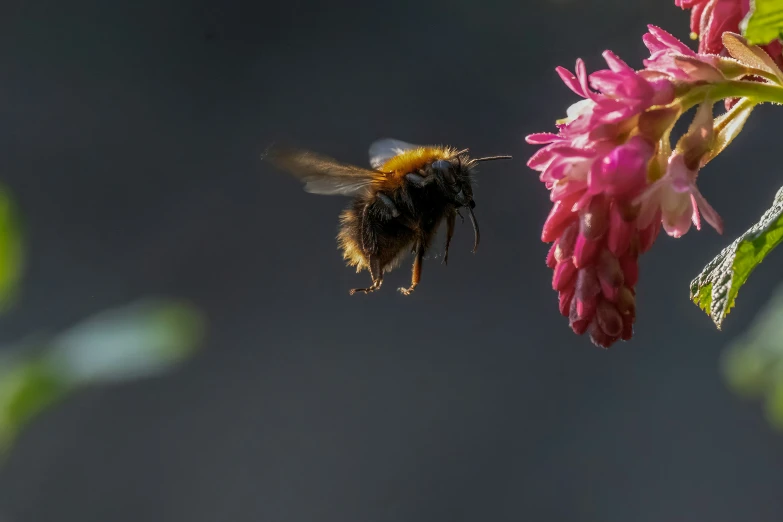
[473,155,513,163]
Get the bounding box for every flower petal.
[646,24,696,55]
[691,193,702,230]
[602,50,634,73]
[526,133,561,145]
[691,184,724,234]
[556,66,585,97]
[663,204,693,238]
[575,59,596,101]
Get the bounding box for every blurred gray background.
[1,0,783,520]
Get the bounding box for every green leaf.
[0,185,24,312]
[690,186,783,328]
[741,0,783,46]
[0,299,205,460]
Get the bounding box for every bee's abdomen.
[337,193,417,273]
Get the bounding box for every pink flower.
[529,53,674,193]
[590,137,653,198]
[554,52,674,138]
[636,100,724,237]
[677,0,746,54]
[643,25,725,82]
[528,54,674,348]
[528,33,733,348]
[636,153,723,237]
[544,195,653,349]
[676,0,783,69]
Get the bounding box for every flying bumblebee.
[264,138,511,295]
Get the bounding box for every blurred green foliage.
[0,184,205,461]
[0,185,24,312]
[723,281,783,429]
[0,299,205,458]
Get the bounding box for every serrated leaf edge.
[690,186,783,328]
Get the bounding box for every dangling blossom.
[528,51,674,348]
[528,26,730,348]
[636,152,723,237]
[636,101,724,238]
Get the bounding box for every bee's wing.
[368,138,422,169]
[264,146,380,196]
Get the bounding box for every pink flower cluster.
[677,0,783,68]
[528,26,724,348]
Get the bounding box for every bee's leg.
[376,192,400,218]
[350,258,383,295]
[354,203,382,295]
[360,203,376,255]
[399,242,424,296]
[442,209,456,265]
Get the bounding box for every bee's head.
[432,157,480,252]
[431,152,511,254]
[431,158,475,209]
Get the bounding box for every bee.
[264,138,511,295]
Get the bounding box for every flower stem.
[712,81,783,104]
[679,80,783,110]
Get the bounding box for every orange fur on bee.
[337,208,366,271]
[374,146,457,190]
